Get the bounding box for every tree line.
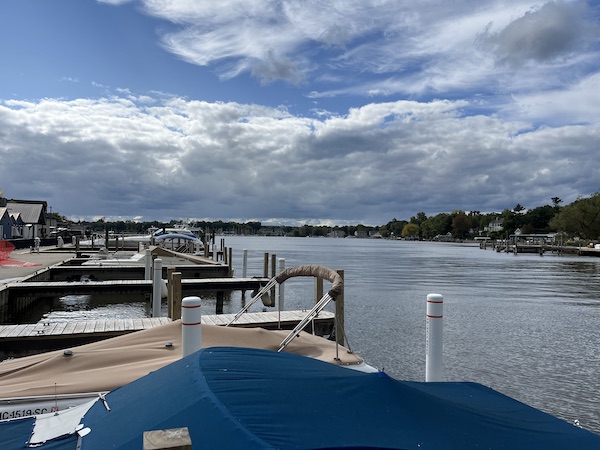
[57,192,600,242]
[384,193,600,241]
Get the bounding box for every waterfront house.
[484,217,503,233]
[3,199,48,239]
[0,207,12,239]
[9,212,24,238]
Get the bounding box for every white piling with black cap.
[426,293,443,382]
[152,258,162,317]
[182,296,202,357]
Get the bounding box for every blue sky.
[1,0,599,226]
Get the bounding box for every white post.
[182,296,202,357]
[425,293,443,382]
[152,258,162,317]
[242,249,248,277]
[278,258,285,311]
[144,249,152,281]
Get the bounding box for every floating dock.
[0,311,335,357]
[0,245,337,357]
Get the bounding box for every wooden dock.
[0,311,335,357]
[6,277,269,298]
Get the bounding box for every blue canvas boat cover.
[2,346,599,449]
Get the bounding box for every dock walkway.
[0,311,335,356]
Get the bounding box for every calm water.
[38,237,600,434]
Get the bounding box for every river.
[40,236,600,434]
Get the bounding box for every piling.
[425,293,443,382]
[335,270,345,347]
[182,296,202,357]
[152,258,163,317]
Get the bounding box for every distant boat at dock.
[77,225,204,252]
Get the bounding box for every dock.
[0,311,335,356]
[0,246,338,357]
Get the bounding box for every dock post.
[171,272,182,320]
[314,277,323,305]
[144,249,152,281]
[425,293,443,382]
[182,296,202,357]
[278,258,285,312]
[216,292,224,314]
[228,247,233,276]
[152,258,163,317]
[167,267,175,318]
[270,254,276,306]
[263,253,269,278]
[335,270,345,346]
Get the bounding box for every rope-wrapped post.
[425,293,443,382]
[182,296,202,357]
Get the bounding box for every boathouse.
[0,206,12,239]
[2,198,48,239]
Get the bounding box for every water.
[34,237,600,434]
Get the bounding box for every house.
[484,217,504,233]
[0,207,12,239]
[2,199,48,239]
[9,212,24,238]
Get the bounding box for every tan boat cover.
[275,265,343,298]
[0,320,363,399]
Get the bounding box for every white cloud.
[1,93,598,225]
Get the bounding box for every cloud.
[477,1,599,67]
[1,93,598,225]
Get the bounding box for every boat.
[77,226,204,252]
[2,264,599,448]
[2,346,600,449]
[0,265,370,419]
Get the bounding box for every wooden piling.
[216,291,224,314]
[335,270,345,347]
[314,277,323,305]
[171,272,182,320]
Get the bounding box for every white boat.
[77,226,204,252]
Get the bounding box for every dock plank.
[16,324,37,337]
[51,322,68,336]
[62,322,78,335]
[73,322,88,334]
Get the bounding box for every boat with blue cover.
[2,346,599,449]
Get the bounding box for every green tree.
[420,213,452,239]
[451,211,471,238]
[523,205,557,233]
[550,192,600,240]
[401,223,420,239]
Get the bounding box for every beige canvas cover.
[0,320,364,399]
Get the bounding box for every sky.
[1,0,599,227]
